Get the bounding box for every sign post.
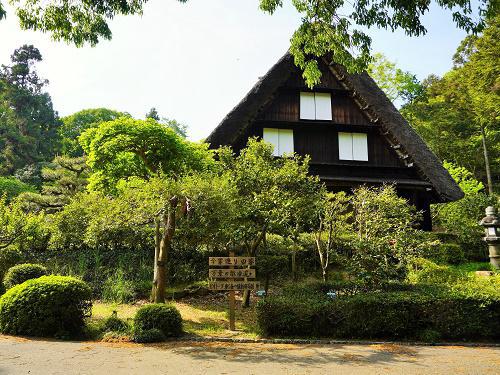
[208,255,258,331]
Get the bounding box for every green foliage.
[0,177,36,201]
[2,2,489,88]
[0,246,22,283]
[133,328,166,343]
[434,163,495,260]
[0,275,92,337]
[0,196,48,253]
[60,108,128,156]
[0,45,61,174]
[349,185,437,285]
[422,243,466,265]
[368,53,423,104]
[257,285,499,340]
[3,263,48,290]
[314,191,352,281]
[133,304,182,339]
[19,156,89,212]
[102,313,130,333]
[217,138,321,256]
[402,18,500,191]
[79,117,213,193]
[101,269,136,304]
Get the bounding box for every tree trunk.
[151,218,161,301]
[480,122,494,195]
[153,196,179,303]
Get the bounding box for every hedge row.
[257,291,499,341]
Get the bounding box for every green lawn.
[91,294,259,339]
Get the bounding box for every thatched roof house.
[207,52,463,229]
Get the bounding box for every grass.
[91,293,259,339]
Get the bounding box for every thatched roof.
[206,52,463,203]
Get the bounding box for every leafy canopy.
[79,117,213,192]
[60,108,128,156]
[0,45,61,174]
[1,1,493,86]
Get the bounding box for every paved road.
[0,335,498,374]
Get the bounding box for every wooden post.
[229,251,236,331]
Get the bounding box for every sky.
[0,0,475,141]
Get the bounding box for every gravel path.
[1,335,499,374]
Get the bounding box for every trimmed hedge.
[0,275,92,337]
[257,290,499,341]
[3,263,48,290]
[133,303,182,341]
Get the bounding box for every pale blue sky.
[0,1,475,141]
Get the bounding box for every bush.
[133,303,182,339]
[0,177,36,201]
[423,243,466,265]
[3,263,48,290]
[0,275,92,337]
[0,247,22,285]
[102,313,129,333]
[257,286,499,341]
[133,328,166,343]
[101,269,136,303]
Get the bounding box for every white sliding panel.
[300,92,315,120]
[278,129,294,156]
[352,133,368,161]
[314,93,332,120]
[338,132,353,160]
[263,128,280,156]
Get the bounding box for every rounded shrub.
[0,247,22,281]
[102,314,129,333]
[3,263,48,290]
[133,303,182,339]
[133,328,166,343]
[0,275,92,337]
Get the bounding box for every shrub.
[407,258,464,284]
[133,303,182,339]
[0,177,36,201]
[423,243,466,265]
[0,275,92,337]
[3,263,48,290]
[0,246,22,284]
[101,269,136,303]
[133,328,166,343]
[102,313,129,333]
[257,290,499,341]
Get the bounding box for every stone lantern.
[479,206,500,270]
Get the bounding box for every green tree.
[218,138,322,305]
[0,196,44,251]
[350,185,435,285]
[314,191,352,282]
[434,162,496,260]
[0,177,36,201]
[402,17,500,193]
[146,107,188,138]
[0,45,61,174]
[79,117,213,193]
[60,108,128,156]
[368,53,423,105]
[19,156,89,213]
[1,1,493,86]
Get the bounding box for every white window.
[300,92,332,120]
[263,128,294,157]
[338,132,368,161]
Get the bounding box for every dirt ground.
[0,335,499,375]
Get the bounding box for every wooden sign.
[209,268,256,279]
[208,254,258,331]
[208,281,260,291]
[209,257,256,266]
